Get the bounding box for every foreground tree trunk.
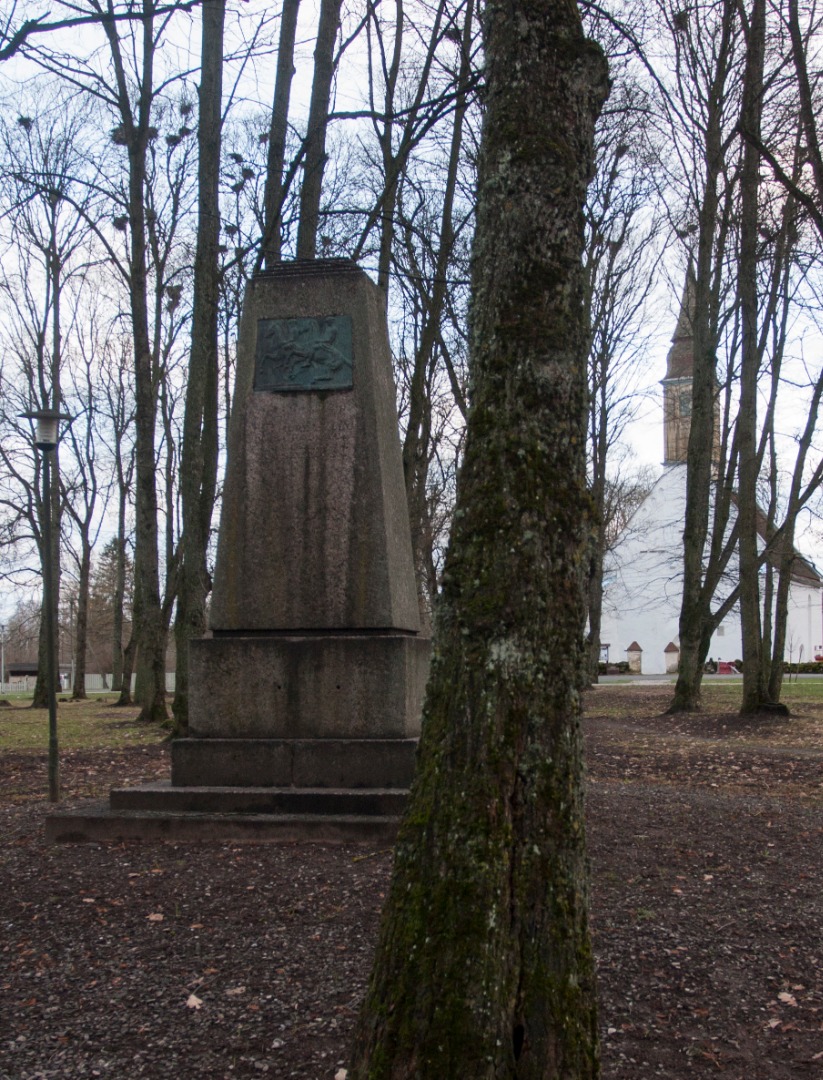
[348,2,608,1076]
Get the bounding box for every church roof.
[728,492,822,587]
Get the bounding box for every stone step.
[171,736,418,788]
[109,782,408,816]
[45,802,404,845]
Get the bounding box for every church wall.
[598,464,820,675]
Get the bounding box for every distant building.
[599,272,822,675]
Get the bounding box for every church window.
[679,391,692,417]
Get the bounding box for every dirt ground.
[2,685,823,1079]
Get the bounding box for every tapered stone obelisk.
[174,259,430,792]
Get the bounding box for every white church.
[599,277,823,676]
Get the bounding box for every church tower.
[661,267,695,465]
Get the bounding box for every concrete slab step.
[109,782,408,816]
[45,802,403,845]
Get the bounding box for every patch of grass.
[0,698,165,753]
[587,678,823,717]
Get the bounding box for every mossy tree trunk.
[348,2,608,1077]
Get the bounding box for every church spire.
[661,264,696,465]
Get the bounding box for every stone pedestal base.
[188,632,429,741]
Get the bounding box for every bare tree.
[582,66,664,682]
[0,108,97,706]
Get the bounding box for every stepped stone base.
[172,736,417,788]
[45,739,418,844]
[45,791,406,845]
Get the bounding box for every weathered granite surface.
[210,260,420,632]
[188,633,429,740]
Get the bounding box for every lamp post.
[21,408,73,802]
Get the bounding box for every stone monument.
[175,258,430,790]
[47,259,430,843]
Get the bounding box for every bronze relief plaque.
[254,315,353,392]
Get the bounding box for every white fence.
[0,673,177,694]
[82,673,177,693]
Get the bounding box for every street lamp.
[21,407,73,802]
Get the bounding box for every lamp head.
[20,408,73,451]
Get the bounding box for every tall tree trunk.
[373,0,406,293]
[585,371,609,684]
[668,4,737,714]
[262,0,300,267]
[400,0,474,623]
[173,0,225,735]
[111,495,129,693]
[737,0,766,714]
[295,0,342,259]
[116,632,137,706]
[349,1,608,1075]
[33,455,61,707]
[33,208,64,709]
[102,0,167,724]
[71,538,91,699]
[767,379,823,701]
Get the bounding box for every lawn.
[0,696,167,753]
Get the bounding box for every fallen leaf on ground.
[186,994,203,1010]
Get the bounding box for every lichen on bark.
[348,1,609,1077]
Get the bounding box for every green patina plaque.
[254,315,353,391]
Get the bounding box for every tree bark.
[295,0,342,259]
[33,202,64,709]
[668,2,738,713]
[111,495,129,694]
[349,1,608,1075]
[737,0,766,714]
[71,539,91,699]
[400,0,474,624]
[102,0,167,724]
[173,0,225,735]
[261,0,300,268]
